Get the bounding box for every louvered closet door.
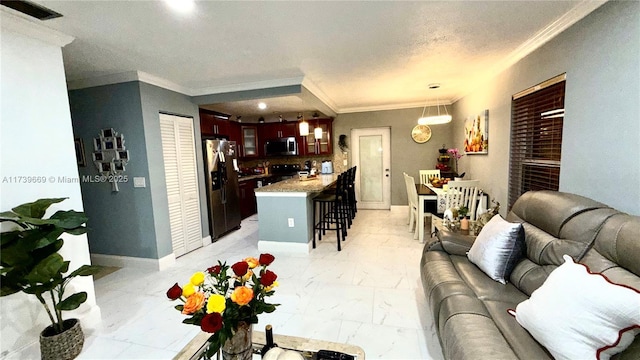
[159,113,202,257]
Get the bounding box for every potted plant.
[0,198,101,360]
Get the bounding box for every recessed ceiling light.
[258,102,267,110]
[164,0,195,13]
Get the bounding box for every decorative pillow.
[467,215,525,284]
[509,255,640,360]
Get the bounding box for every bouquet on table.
[167,253,279,356]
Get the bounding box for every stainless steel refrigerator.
[204,139,241,240]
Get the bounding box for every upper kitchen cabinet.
[259,122,299,154]
[199,109,233,137]
[240,125,259,158]
[302,118,333,155]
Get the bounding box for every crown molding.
[300,77,339,114]
[137,71,193,95]
[339,100,452,114]
[1,8,74,47]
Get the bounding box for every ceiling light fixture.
[164,0,195,13]
[258,102,267,110]
[298,113,309,136]
[418,83,452,125]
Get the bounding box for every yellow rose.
[244,257,259,269]
[182,283,196,297]
[206,294,226,314]
[230,286,254,306]
[265,281,279,292]
[190,271,205,286]
[182,292,206,314]
[242,270,253,282]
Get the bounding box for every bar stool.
[312,173,349,251]
[346,166,357,220]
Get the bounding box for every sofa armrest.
[432,229,476,256]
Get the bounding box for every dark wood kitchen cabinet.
[258,122,299,155]
[240,125,259,158]
[301,118,333,155]
[238,179,257,219]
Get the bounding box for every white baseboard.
[258,240,312,254]
[91,253,176,271]
[202,235,212,246]
[78,304,102,332]
[390,205,409,212]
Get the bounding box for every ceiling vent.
[1,0,62,20]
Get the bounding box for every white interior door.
[351,127,391,209]
[159,113,202,257]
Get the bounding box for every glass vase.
[221,322,253,360]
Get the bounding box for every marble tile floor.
[15,208,444,360]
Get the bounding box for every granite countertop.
[237,174,271,182]
[254,173,339,193]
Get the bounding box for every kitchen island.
[254,174,339,254]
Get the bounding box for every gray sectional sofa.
[420,190,640,359]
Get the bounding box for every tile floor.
[17,208,444,359]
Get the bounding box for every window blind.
[508,75,566,209]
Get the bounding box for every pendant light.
[312,112,322,139]
[298,113,309,136]
[418,83,452,125]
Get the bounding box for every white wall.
[0,10,100,358]
[451,1,640,215]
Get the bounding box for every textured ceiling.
[30,0,603,118]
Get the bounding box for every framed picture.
[104,140,115,150]
[102,128,114,138]
[94,138,102,151]
[74,138,86,167]
[116,135,124,150]
[118,150,129,160]
[464,109,489,154]
[93,152,103,161]
[100,162,113,173]
[114,160,125,171]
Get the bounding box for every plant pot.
[40,319,84,360]
[221,321,253,360]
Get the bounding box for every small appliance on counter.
[321,160,333,174]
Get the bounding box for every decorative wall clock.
[411,124,432,143]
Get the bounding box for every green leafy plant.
[458,205,469,218]
[0,198,100,335]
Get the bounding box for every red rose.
[207,265,221,275]
[201,312,223,333]
[259,253,275,266]
[166,283,182,300]
[260,270,278,287]
[231,261,249,277]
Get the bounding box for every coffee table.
[173,330,365,360]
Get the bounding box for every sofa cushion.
[467,215,525,284]
[510,255,640,360]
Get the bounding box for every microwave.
[265,137,298,156]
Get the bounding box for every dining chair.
[444,180,481,221]
[419,169,441,185]
[404,172,431,239]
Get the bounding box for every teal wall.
[256,195,313,243]
[69,81,206,259]
[69,82,159,258]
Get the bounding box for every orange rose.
[230,286,254,306]
[182,292,206,314]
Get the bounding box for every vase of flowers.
[447,148,464,175]
[167,254,279,360]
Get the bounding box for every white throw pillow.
[467,215,525,284]
[509,255,640,360]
